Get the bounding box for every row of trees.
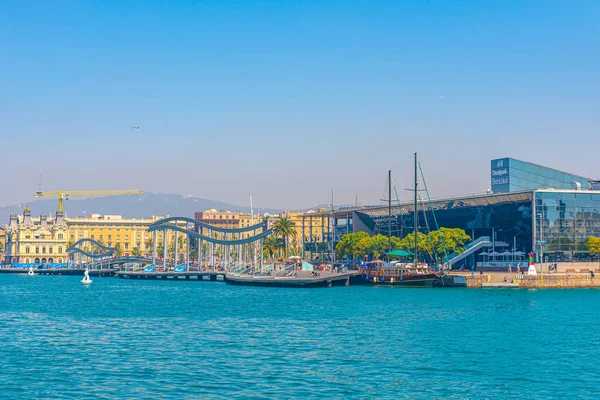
[335,228,472,263]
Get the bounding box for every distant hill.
[0,193,282,224]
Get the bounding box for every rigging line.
[392,177,405,239]
[389,153,415,171]
[419,161,448,262]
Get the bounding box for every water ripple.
[1,276,600,398]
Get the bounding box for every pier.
[116,271,225,281]
[224,270,362,288]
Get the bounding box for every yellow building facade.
[5,208,185,264]
[5,209,69,264]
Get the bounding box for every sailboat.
[362,153,439,287]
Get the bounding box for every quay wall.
[465,273,600,289]
[518,274,600,289]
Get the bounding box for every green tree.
[353,234,401,260]
[144,237,153,253]
[131,247,140,256]
[588,236,600,256]
[336,232,370,259]
[189,248,198,262]
[263,236,279,259]
[114,243,123,256]
[428,228,471,260]
[399,232,430,256]
[272,217,297,258]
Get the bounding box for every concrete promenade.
[450,270,600,289]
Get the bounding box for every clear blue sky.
[1,0,599,209]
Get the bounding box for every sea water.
[1,275,599,399]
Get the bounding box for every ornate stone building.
[4,207,68,264]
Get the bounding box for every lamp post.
[537,213,547,274]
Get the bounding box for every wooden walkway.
[115,271,225,281]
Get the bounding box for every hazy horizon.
[2,1,598,209]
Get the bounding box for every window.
[125,243,129,250]
[49,247,53,253]
[25,235,30,239]
[108,235,112,240]
[42,247,46,254]
[70,234,74,240]
[26,246,30,254]
[58,233,63,239]
[116,235,120,240]
[91,234,94,239]
[125,235,129,240]
[58,246,63,253]
[35,247,39,254]
[78,234,82,239]
[99,235,103,240]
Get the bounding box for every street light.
[537,213,547,274]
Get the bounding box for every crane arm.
[33,190,144,213]
[34,190,143,198]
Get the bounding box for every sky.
[1,0,599,210]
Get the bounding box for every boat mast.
[414,152,418,266]
[388,169,392,254]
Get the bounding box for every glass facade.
[354,192,534,261]
[534,190,600,261]
[491,158,591,194]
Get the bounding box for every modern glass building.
[491,158,591,194]
[535,190,600,261]
[303,158,599,267]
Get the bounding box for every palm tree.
[263,237,279,260]
[272,217,297,259]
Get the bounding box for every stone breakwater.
[466,273,600,289]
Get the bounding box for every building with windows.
[65,214,178,256]
[193,209,329,248]
[491,157,591,194]
[4,208,69,264]
[4,209,185,264]
[304,158,599,266]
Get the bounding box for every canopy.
[302,261,314,271]
[479,252,489,256]
[174,264,186,272]
[385,249,414,257]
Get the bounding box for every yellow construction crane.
[34,190,144,213]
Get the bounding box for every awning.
[385,249,414,257]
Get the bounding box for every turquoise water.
[1,275,600,399]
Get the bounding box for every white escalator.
[444,236,492,267]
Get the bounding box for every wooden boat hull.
[363,273,438,288]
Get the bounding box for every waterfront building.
[193,209,329,252]
[491,157,591,194]
[65,214,181,256]
[0,227,5,261]
[194,210,240,232]
[4,208,68,264]
[304,158,599,266]
[4,209,185,263]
